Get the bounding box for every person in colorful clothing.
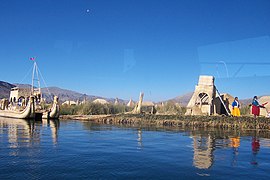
[232,97,240,117]
[252,96,260,118]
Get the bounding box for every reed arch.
[196,93,210,105]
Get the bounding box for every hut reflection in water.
[192,135,215,169]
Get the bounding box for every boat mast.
[31,61,42,99]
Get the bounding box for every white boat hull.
[0,97,35,119]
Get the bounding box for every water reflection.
[0,117,59,150]
[251,137,260,165]
[137,128,143,149]
[190,130,266,170]
[192,135,214,169]
[81,121,270,171]
[1,119,270,179]
[230,136,240,166]
[0,118,32,149]
[42,119,60,145]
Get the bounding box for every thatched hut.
[93,98,109,105]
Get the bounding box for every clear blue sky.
[1,0,270,101]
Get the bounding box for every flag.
[30,57,35,61]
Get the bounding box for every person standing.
[232,97,241,117]
[252,96,260,118]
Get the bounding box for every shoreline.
[60,114,270,130]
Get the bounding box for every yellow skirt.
[232,107,241,117]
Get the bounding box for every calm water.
[0,118,270,179]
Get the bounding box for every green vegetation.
[240,105,251,116]
[156,101,186,115]
[60,101,186,116]
[59,104,78,115]
[60,102,132,115]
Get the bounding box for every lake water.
[0,118,270,179]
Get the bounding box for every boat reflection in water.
[0,117,32,150]
[41,118,60,145]
[0,117,59,151]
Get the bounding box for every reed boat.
[0,96,35,119]
[0,59,60,120]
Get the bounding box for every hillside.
[0,81,15,99]
[240,98,252,106]
[0,81,121,103]
[41,87,102,102]
[12,84,90,102]
[167,92,194,106]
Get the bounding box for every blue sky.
[0,0,270,101]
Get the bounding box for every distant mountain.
[167,92,194,106]
[1,81,122,103]
[42,87,126,103]
[41,86,103,103]
[240,98,252,106]
[13,83,32,89]
[0,81,15,99]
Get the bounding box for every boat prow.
[42,96,60,119]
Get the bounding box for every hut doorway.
[196,93,210,106]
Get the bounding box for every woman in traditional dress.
[252,96,260,118]
[232,97,241,117]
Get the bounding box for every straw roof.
[127,99,134,107]
[142,101,155,106]
[62,100,77,106]
[93,98,109,104]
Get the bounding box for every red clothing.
[252,105,260,116]
[252,138,260,152]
